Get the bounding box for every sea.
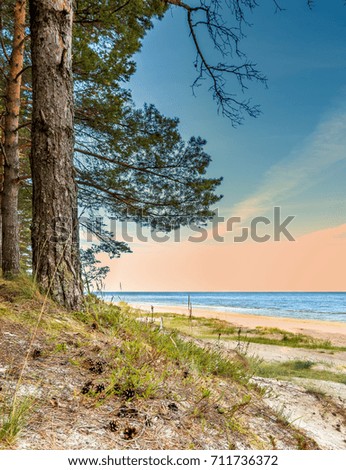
[99,292,346,323]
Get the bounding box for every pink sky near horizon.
[101,223,346,292]
[92,6,346,295]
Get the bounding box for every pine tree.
[2,1,222,284]
[0,0,27,278]
[2,0,287,304]
[29,0,83,309]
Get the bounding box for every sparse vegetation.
[303,385,327,399]
[0,396,34,446]
[248,358,346,384]
[0,277,339,450]
[152,312,346,351]
[0,278,255,449]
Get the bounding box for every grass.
[151,312,346,351]
[0,278,329,449]
[303,385,327,399]
[248,358,346,384]
[62,296,251,417]
[234,333,340,350]
[80,304,248,385]
[0,396,34,446]
[0,274,42,303]
[147,329,246,381]
[76,302,345,392]
[106,365,161,401]
[54,342,67,353]
[75,299,249,384]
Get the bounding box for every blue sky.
[128,0,346,237]
[101,1,346,291]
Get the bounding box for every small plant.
[54,342,67,353]
[295,432,309,450]
[0,396,34,446]
[226,416,247,434]
[304,385,327,400]
[291,360,314,370]
[107,365,159,401]
[236,329,251,355]
[268,435,277,449]
[230,394,251,415]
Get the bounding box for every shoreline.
[126,302,346,347]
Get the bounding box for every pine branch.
[75,147,185,184]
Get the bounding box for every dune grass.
[0,277,342,449]
[0,396,34,446]
[248,358,346,384]
[151,312,346,351]
[76,299,248,384]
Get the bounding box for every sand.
[129,303,346,347]
[125,302,346,449]
[127,302,346,449]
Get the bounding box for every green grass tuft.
[0,397,34,446]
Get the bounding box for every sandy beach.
[129,303,346,347]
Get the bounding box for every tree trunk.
[1,0,26,278]
[0,150,3,270]
[29,0,83,309]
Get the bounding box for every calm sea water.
[99,292,346,323]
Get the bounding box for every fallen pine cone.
[108,420,118,432]
[123,426,137,440]
[81,381,93,395]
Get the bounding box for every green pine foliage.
[1,0,222,280]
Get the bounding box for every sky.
[100,0,346,292]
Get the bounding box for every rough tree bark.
[1,0,26,278]
[0,150,2,269]
[30,0,83,309]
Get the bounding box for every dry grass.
[0,278,319,450]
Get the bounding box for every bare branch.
[15,120,31,131]
[14,64,31,81]
[165,0,267,125]
[21,83,32,90]
[272,0,285,13]
[17,174,31,182]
